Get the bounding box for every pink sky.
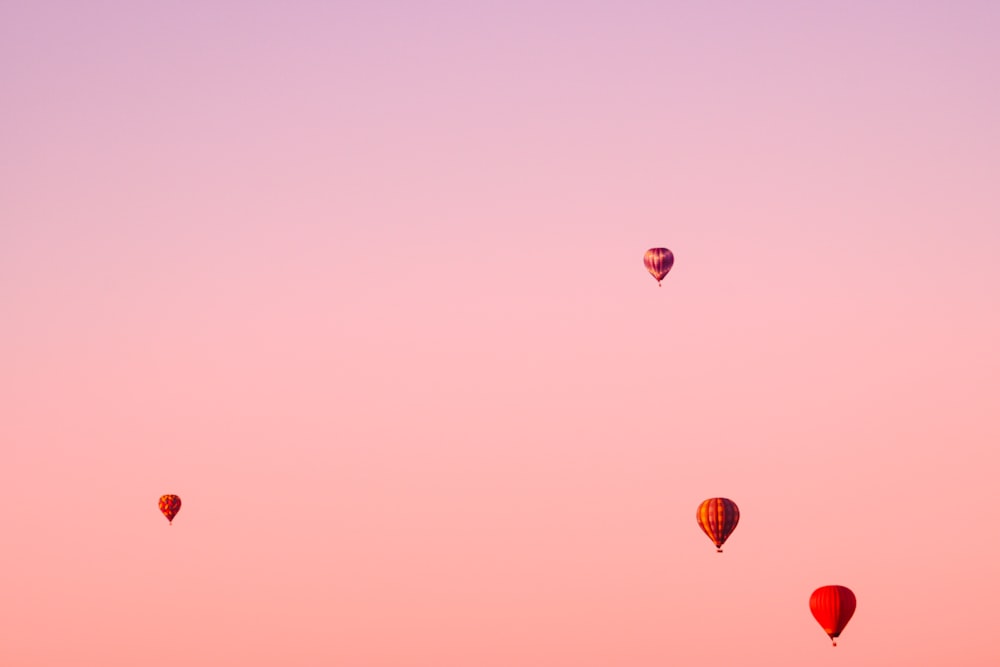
[3,1,999,665]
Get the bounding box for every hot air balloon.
[696,497,739,552]
[810,585,856,646]
[643,248,674,286]
[159,494,182,525]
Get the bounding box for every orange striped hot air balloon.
[643,247,674,286]
[696,497,739,552]
[159,494,182,525]
[810,585,856,646]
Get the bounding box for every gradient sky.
[3,2,999,665]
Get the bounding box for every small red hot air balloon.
[696,497,739,553]
[159,494,182,525]
[643,248,674,286]
[810,585,856,646]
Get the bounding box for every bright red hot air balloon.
[810,585,856,646]
[159,494,182,525]
[643,248,674,286]
[696,497,739,552]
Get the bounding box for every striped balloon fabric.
[159,494,182,525]
[696,497,740,552]
[643,247,674,285]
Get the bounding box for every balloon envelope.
[159,494,182,525]
[810,585,857,646]
[696,497,739,552]
[643,248,674,285]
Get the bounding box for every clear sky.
[3,2,999,665]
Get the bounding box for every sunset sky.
[3,2,999,665]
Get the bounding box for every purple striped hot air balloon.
[696,497,740,553]
[644,248,674,286]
